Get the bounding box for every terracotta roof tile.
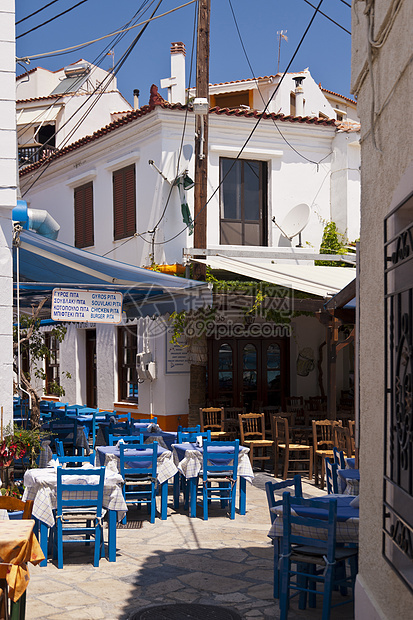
[335,119,361,133]
[321,87,357,105]
[19,86,337,177]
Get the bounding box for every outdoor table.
[171,442,254,518]
[268,494,359,545]
[22,465,126,566]
[338,468,360,495]
[41,421,91,455]
[96,445,178,520]
[96,422,177,450]
[0,519,45,617]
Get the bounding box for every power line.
[301,0,351,34]
[16,0,63,25]
[17,0,198,60]
[16,0,89,40]
[338,0,351,7]
[228,0,332,167]
[154,0,328,246]
[21,0,165,196]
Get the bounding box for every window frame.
[219,157,268,246]
[117,325,139,403]
[44,332,61,395]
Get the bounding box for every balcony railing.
[18,145,57,168]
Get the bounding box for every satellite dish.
[277,203,311,240]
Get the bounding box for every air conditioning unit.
[136,352,156,381]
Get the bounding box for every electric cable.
[152,0,328,246]
[16,0,63,25]
[102,0,199,256]
[301,0,351,34]
[17,0,198,61]
[338,0,351,7]
[16,0,89,40]
[228,0,333,167]
[21,0,166,195]
[17,0,156,159]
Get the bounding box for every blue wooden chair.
[177,429,211,443]
[325,457,339,494]
[135,417,157,424]
[198,440,239,520]
[108,434,143,446]
[333,447,346,469]
[177,425,200,434]
[278,492,358,620]
[54,466,105,568]
[53,445,96,466]
[265,476,303,598]
[49,418,78,455]
[119,442,158,524]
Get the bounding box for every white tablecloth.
[173,445,254,483]
[22,466,127,527]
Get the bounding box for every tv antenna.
[272,203,310,247]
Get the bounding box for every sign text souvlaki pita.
[51,289,123,324]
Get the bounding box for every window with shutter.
[113,165,136,240]
[118,326,138,402]
[74,182,94,248]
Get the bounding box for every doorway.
[85,329,97,407]
[208,337,289,410]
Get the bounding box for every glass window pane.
[243,344,257,369]
[267,344,280,369]
[267,370,280,388]
[221,159,241,220]
[243,371,257,389]
[243,161,260,221]
[219,372,233,390]
[219,343,233,370]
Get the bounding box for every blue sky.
[16,0,353,107]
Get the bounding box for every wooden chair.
[305,395,327,412]
[348,420,356,455]
[223,407,244,439]
[263,406,281,439]
[238,413,275,472]
[0,496,33,519]
[272,416,313,480]
[285,397,308,426]
[334,425,352,458]
[312,419,342,488]
[199,407,229,440]
[325,458,339,494]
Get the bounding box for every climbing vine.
[315,221,348,266]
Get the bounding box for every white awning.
[16,106,62,126]
[194,255,356,297]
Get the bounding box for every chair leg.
[93,522,101,567]
[282,447,289,480]
[308,447,313,481]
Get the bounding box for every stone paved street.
[26,473,355,619]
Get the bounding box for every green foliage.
[169,310,189,347]
[315,221,348,266]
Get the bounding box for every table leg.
[189,477,197,518]
[239,477,246,515]
[10,589,26,620]
[160,481,168,520]
[173,473,180,510]
[35,518,48,567]
[107,510,117,562]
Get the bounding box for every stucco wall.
[351,1,413,617]
[0,0,15,426]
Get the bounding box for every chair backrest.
[238,413,266,443]
[135,417,157,424]
[56,466,105,516]
[305,396,327,412]
[108,434,143,446]
[312,419,341,452]
[177,429,211,443]
[199,407,225,432]
[108,421,132,436]
[224,407,245,421]
[202,440,239,482]
[119,442,158,479]
[285,396,304,412]
[49,418,78,447]
[265,476,302,524]
[334,425,352,456]
[54,451,96,466]
[177,425,201,433]
[0,496,33,519]
[281,492,338,560]
[333,447,346,469]
[325,458,339,494]
[110,412,132,423]
[271,416,290,448]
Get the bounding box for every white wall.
[0,0,15,426]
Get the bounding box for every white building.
[0,0,16,427]
[18,44,360,429]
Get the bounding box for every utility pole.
[193,0,210,280]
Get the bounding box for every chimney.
[292,75,306,116]
[133,89,140,110]
[160,42,186,104]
